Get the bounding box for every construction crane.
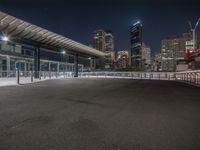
[188,17,200,52]
[185,17,200,64]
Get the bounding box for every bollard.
[16,69,20,85]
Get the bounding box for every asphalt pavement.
[0,78,200,150]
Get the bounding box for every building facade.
[130,21,142,70]
[152,53,162,71]
[161,32,192,71]
[93,30,114,70]
[105,31,114,69]
[141,43,151,70]
[0,39,77,77]
[93,30,106,52]
[117,50,129,69]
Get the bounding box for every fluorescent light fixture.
[2,36,9,41]
[61,50,66,54]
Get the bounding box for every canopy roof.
[0,11,105,57]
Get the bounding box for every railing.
[1,70,200,87]
[0,71,74,85]
[79,72,176,81]
[79,71,200,87]
[175,70,200,87]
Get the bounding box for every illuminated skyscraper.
[141,43,151,70]
[93,30,114,69]
[130,21,142,69]
[93,30,106,52]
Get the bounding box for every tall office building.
[141,43,151,70]
[130,21,142,69]
[105,31,114,69]
[161,32,192,71]
[93,30,106,52]
[105,31,114,52]
[93,30,114,69]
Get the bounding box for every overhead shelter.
[0,11,105,77]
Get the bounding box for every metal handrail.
[79,72,176,81]
[175,70,200,86]
[1,70,200,87]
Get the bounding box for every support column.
[24,61,27,77]
[49,61,51,71]
[7,56,10,78]
[90,57,96,71]
[57,62,60,72]
[57,62,59,78]
[48,61,51,79]
[81,64,83,72]
[74,54,78,77]
[34,47,40,78]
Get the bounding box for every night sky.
[0,0,199,54]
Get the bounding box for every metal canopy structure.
[0,11,105,57]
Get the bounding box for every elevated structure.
[0,11,105,77]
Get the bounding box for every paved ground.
[0,78,200,150]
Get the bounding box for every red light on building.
[184,49,194,56]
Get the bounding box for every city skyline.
[0,0,199,54]
[1,5,200,150]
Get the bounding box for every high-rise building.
[161,32,192,71]
[141,43,151,70]
[105,31,114,52]
[93,30,114,69]
[105,31,114,69]
[117,50,129,69]
[93,30,106,52]
[93,30,106,69]
[130,21,142,69]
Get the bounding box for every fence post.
[194,72,197,84]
